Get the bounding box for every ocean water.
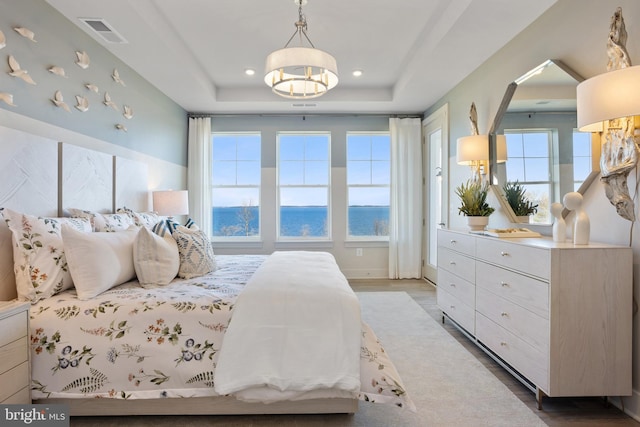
[212,206,389,237]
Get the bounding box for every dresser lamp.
[152,190,189,219]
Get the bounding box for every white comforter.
[214,251,362,402]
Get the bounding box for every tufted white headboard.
[0,125,149,301]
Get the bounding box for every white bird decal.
[123,105,133,120]
[85,83,99,94]
[112,68,126,86]
[51,90,71,112]
[8,55,36,85]
[115,124,127,132]
[75,51,90,69]
[0,30,6,49]
[48,66,68,78]
[0,92,16,106]
[14,27,36,42]
[75,95,89,112]
[103,92,118,111]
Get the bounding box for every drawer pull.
[500,281,509,287]
[450,305,455,309]
[449,261,456,266]
[500,341,508,346]
[501,311,509,317]
[450,239,457,244]
[449,283,455,287]
[500,251,510,257]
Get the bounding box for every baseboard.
[342,268,388,279]
[608,389,640,422]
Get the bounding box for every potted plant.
[455,180,494,230]
[502,180,538,222]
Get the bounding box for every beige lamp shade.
[152,190,189,216]
[457,135,489,164]
[577,65,640,132]
[496,134,508,163]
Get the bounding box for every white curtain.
[187,117,212,236]
[389,117,423,279]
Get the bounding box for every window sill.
[344,240,389,248]
[210,240,264,250]
[274,241,334,249]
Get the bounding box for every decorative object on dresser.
[577,7,640,222]
[550,202,566,243]
[562,191,590,245]
[0,301,31,404]
[436,229,632,409]
[455,180,494,231]
[502,180,538,223]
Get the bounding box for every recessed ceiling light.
[245,68,256,76]
[352,70,363,77]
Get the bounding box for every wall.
[210,115,391,279]
[424,0,640,419]
[0,0,188,170]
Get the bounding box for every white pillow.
[172,225,216,279]
[62,225,138,300]
[1,208,92,303]
[133,225,179,287]
[67,208,134,232]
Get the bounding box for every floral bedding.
[29,255,414,410]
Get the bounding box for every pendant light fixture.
[264,0,338,99]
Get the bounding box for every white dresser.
[437,228,632,408]
[0,301,31,404]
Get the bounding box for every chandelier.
[264,0,338,99]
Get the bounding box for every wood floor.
[349,278,640,427]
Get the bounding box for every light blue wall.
[0,0,187,166]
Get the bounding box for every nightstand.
[0,301,31,404]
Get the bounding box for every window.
[572,130,592,191]
[277,132,330,239]
[211,133,261,238]
[346,132,390,238]
[505,130,552,223]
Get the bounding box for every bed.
[0,125,414,416]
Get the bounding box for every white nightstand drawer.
[438,230,475,257]
[438,267,475,308]
[0,361,29,403]
[475,238,550,280]
[475,261,549,319]
[2,386,30,404]
[438,248,475,283]
[0,336,28,374]
[0,310,28,347]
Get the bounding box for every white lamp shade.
[153,190,189,216]
[457,135,489,165]
[577,65,640,131]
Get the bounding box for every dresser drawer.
[438,287,475,334]
[438,229,475,257]
[476,313,548,391]
[475,261,549,319]
[438,248,475,283]
[438,267,475,308]
[476,287,549,352]
[2,386,30,404]
[0,310,28,347]
[0,361,29,403]
[475,238,550,280]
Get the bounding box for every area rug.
[69,291,546,426]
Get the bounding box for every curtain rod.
[188,113,423,119]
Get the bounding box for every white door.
[422,105,448,283]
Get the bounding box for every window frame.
[210,131,262,242]
[276,131,331,241]
[345,131,391,242]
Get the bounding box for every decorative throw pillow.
[67,208,134,232]
[62,225,138,300]
[133,223,179,287]
[116,207,162,228]
[171,224,216,279]
[1,208,92,303]
[166,217,200,233]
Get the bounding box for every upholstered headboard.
[0,125,149,300]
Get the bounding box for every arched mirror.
[488,59,601,224]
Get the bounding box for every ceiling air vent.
[79,18,128,44]
[291,103,317,108]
